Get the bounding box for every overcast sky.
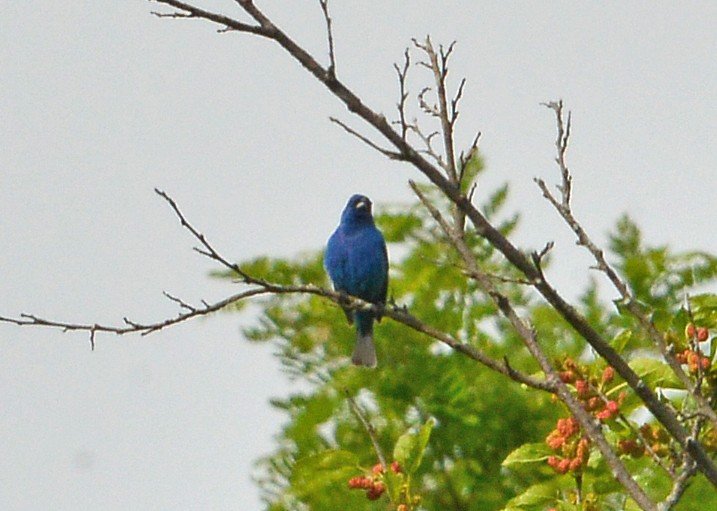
[1,2,716,510]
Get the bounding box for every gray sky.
[1,2,715,510]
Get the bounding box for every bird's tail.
[352,312,377,368]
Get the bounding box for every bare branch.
[660,461,696,511]
[541,100,572,206]
[318,0,336,79]
[409,180,656,510]
[536,105,717,434]
[150,0,269,36]
[0,288,271,341]
[415,37,459,183]
[393,48,411,142]
[329,117,403,160]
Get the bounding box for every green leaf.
[610,329,633,354]
[290,450,359,498]
[629,358,682,389]
[393,418,435,475]
[503,481,559,509]
[459,150,485,194]
[501,442,553,467]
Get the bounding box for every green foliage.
[393,418,434,476]
[217,183,717,510]
[290,450,359,499]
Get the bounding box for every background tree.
[2,2,716,510]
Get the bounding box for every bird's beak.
[356,198,370,211]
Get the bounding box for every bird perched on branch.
[325,194,389,367]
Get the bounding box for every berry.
[390,460,402,474]
[372,463,384,475]
[556,417,579,437]
[618,439,644,458]
[349,476,373,490]
[576,438,590,461]
[596,400,619,421]
[546,432,565,449]
[585,396,602,411]
[559,370,576,383]
[557,458,571,474]
[569,456,584,472]
[367,482,386,500]
[698,327,710,342]
[575,379,590,398]
[602,366,615,384]
[686,323,696,338]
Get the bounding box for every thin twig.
[329,117,403,159]
[318,0,336,79]
[150,0,269,36]
[414,37,459,183]
[345,391,386,468]
[393,48,411,142]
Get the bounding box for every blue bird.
[325,194,389,367]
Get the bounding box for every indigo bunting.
[325,194,389,367]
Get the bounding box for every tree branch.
[150,0,269,35]
[536,103,717,434]
[410,180,656,511]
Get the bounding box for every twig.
[0,288,271,342]
[150,0,269,36]
[414,37,459,183]
[345,391,386,468]
[329,117,403,160]
[318,0,336,79]
[393,48,411,142]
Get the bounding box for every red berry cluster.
[685,323,709,342]
[348,476,385,500]
[678,323,712,374]
[546,360,628,475]
[348,461,402,502]
[617,423,670,459]
[676,349,711,373]
[545,416,590,474]
[559,359,624,423]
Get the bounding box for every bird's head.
[341,194,374,225]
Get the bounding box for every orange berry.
[390,460,402,474]
[698,328,710,342]
[569,457,584,472]
[546,432,565,450]
[686,323,696,338]
[557,458,571,474]
[559,370,576,383]
[596,401,619,421]
[586,396,602,411]
[576,438,590,461]
[575,379,590,398]
[349,476,373,490]
[602,366,615,384]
